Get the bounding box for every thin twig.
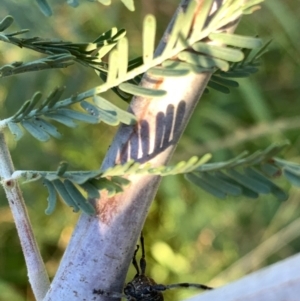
[0,132,50,301]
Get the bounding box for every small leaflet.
[119,83,166,98]
[21,120,50,142]
[0,15,14,32]
[43,179,57,215]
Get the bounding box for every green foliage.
[185,142,289,201]
[11,155,210,215]
[0,54,75,78]
[0,16,126,75]
[1,87,136,141]
[0,1,268,144]
[92,0,264,99]
[10,142,300,215]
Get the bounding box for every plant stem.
[0,132,50,301]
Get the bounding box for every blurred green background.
[0,0,300,300]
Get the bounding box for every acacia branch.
[0,133,50,301]
[44,1,242,300]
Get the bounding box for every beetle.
[93,233,212,300]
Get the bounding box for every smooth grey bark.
[0,133,50,301]
[44,1,240,300]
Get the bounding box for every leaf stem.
[0,132,50,301]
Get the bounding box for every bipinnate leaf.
[0,56,74,78]
[7,88,77,141]
[2,1,268,108]
[6,87,131,141]
[15,142,300,214]
[13,155,211,214]
[92,1,265,101]
[185,142,290,201]
[101,154,212,177]
[1,21,125,73]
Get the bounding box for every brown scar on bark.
[97,190,121,225]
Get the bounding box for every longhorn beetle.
[93,233,212,300]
